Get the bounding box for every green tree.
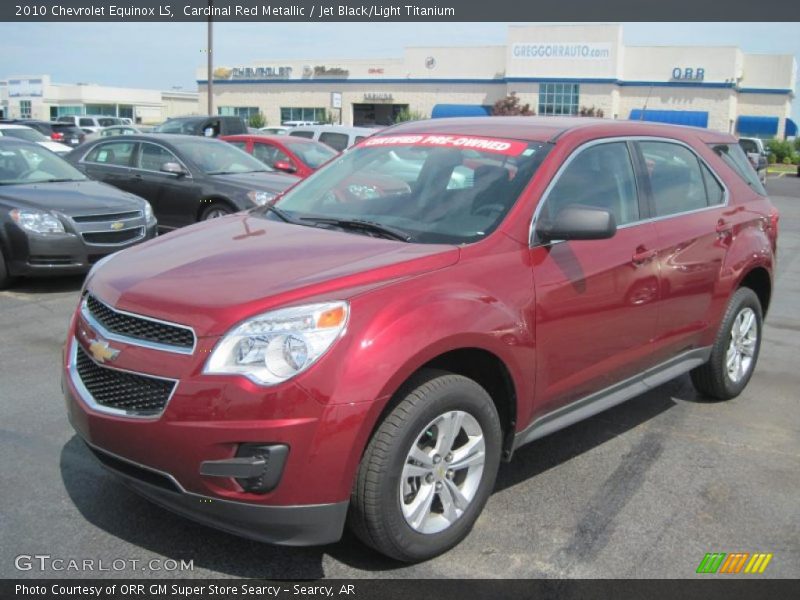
[394,107,426,123]
[766,139,794,163]
[248,112,266,129]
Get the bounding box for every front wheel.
[200,202,232,221]
[349,370,502,562]
[691,287,763,400]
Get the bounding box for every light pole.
[207,0,213,116]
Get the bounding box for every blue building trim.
[196,77,792,95]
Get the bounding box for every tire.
[0,247,12,290]
[200,202,232,221]
[690,287,763,400]
[349,369,502,562]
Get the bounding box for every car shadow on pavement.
[59,436,329,578]
[59,375,700,576]
[6,275,85,294]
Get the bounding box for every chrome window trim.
[81,295,197,355]
[67,336,179,420]
[529,135,730,248]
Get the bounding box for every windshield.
[174,138,271,175]
[97,118,123,127]
[0,143,87,185]
[1,128,47,143]
[263,134,550,244]
[154,119,203,134]
[285,140,338,169]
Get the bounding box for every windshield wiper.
[37,178,84,183]
[263,204,304,225]
[299,216,412,242]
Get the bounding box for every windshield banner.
[360,135,529,156]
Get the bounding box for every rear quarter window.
[710,143,767,196]
[318,132,350,152]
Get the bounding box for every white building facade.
[198,24,798,138]
[1,75,199,124]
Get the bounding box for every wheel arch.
[195,196,237,221]
[736,265,772,317]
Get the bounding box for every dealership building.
[198,23,798,138]
[0,75,198,124]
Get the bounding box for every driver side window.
[544,142,640,226]
[138,143,178,172]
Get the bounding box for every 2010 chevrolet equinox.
[63,117,778,561]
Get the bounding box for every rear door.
[633,139,729,363]
[531,139,661,415]
[79,141,138,194]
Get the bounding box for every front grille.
[82,227,143,245]
[73,211,142,223]
[75,344,175,415]
[85,295,195,350]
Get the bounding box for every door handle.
[632,247,657,266]
[716,218,731,233]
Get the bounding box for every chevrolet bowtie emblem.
[110,221,125,231]
[88,339,120,364]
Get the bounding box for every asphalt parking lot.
[1,176,798,580]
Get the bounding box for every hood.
[38,141,72,154]
[212,170,299,193]
[0,180,145,215]
[88,214,459,336]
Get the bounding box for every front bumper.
[7,222,157,277]
[79,436,348,546]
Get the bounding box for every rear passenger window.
[710,143,767,196]
[701,163,725,206]
[639,142,709,217]
[79,118,94,127]
[318,132,349,152]
[545,142,640,226]
[84,142,135,166]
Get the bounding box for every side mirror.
[536,206,617,243]
[160,161,186,176]
[273,160,297,174]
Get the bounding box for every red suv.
[63,117,778,562]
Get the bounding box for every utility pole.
[206,0,213,116]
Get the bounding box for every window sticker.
[360,134,528,156]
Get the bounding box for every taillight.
[51,132,64,141]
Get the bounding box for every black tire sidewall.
[376,376,502,561]
[201,202,232,221]
[717,288,763,397]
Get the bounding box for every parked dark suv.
[64,117,778,561]
[0,119,85,147]
[153,115,247,138]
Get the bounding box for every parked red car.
[222,134,338,179]
[63,117,778,561]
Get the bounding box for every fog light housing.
[199,443,288,494]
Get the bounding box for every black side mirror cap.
[537,205,617,244]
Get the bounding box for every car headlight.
[143,201,154,222]
[10,209,65,234]
[204,301,349,385]
[246,190,276,206]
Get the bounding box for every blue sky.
[1,22,798,121]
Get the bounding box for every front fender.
[301,268,535,501]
